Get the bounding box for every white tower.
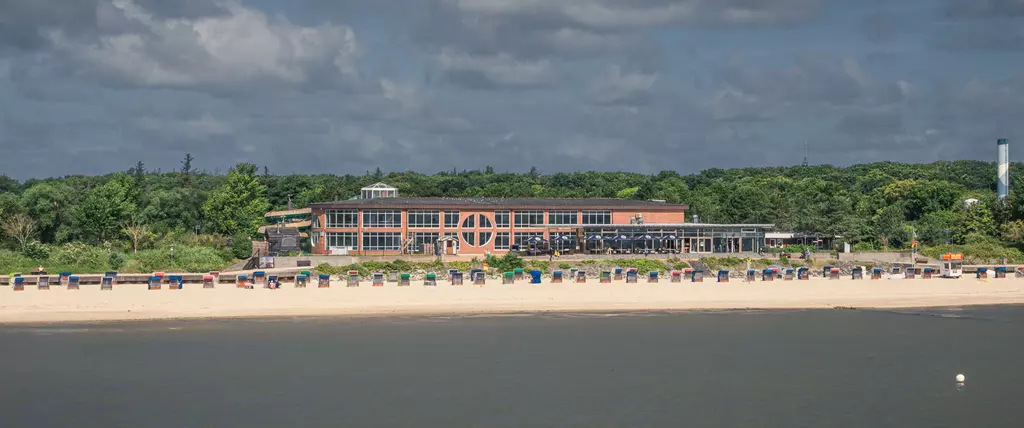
[997,139,1010,201]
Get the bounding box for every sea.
[1,306,1022,427]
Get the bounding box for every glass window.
[478,214,492,228]
[495,232,510,250]
[444,211,460,228]
[479,231,493,246]
[408,210,440,228]
[550,232,578,250]
[514,232,544,246]
[362,210,402,228]
[462,231,476,246]
[548,210,578,225]
[313,215,321,229]
[461,214,475,229]
[326,232,357,248]
[411,232,439,252]
[495,210,510,228]
[311,231,320,247]
[362,232,402,251]
[443,232,460,249]
[582,210,612,225]
[326,209,358,228]
[514,210,544,227]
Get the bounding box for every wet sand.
[2,277,1023,324]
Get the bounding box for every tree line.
[1,156,1022,256]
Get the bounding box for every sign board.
[260,257,276,269]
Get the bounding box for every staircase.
[691,259,710,272]
[401,237,416,254]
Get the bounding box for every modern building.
[308,185,773,255]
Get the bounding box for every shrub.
[486,253,525,273]
[230,234,253,259]
[108,252,126,270]
[558,263,572,270]
[527,260,551,274]
[22,241,50,260]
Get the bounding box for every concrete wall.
[837,252,919,264]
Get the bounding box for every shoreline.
[3,278,1023,325]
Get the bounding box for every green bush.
[22,241,50,260]
[616,258,669,274]
[527,260,551,274]
[558,263,572,270]
[485,253,525,273]
[108,252,126,270]
[230,234,252,259]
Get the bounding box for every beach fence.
[784,268,795,281]
[67,275,80,290]
[995,266,1007,279]
[204,275,216,288]
[648,271,659,283]
[691,270,704,283]
[852,267,863,280]
[425,273,437,286]
[401,273,412,286]
[59,272,71,287]
[797,267,809,280]
[670,270,682,283]
[976,267,988,279]
[101,276,114,290]
[829,268,840,280]
[614,268,624,281]
[452,271,464,286]
[746,269,756,282]
[531,270,542,284]
[718,270,729,283]
[38,276,50,290]
[552,271,563,283]
[503,272,514,284]
[347,271,359,287]
[150,276,163,290]
[13,277,24,291]
[922,268,933,279]
[514,269,525,281]
[373,273,385,287]
[600,271,612,283]
[871,268,883,280]
[576,271,587,283]
[319,274,331,288]
[762,269,774,282]
[626,269,638,283]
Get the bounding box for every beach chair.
[797,267,809,280]
[59,272,71,287]
[373,273,385,287]
[823,266,833,278]
[614,268,624,281]
[388,272,398,283]
[235,274,247,288]
[452,272,464,286]
[670,270,682,283]
[67,275,80,290]
[995,266,1007,279]
[976,267,988,279]
[871,268,882,280]
[169,275,183,290]
[762,269,774,282]
[401,273,412,286]
[569,268,578,280]
[318,274,331,288]
[101,276,114,290]
[829,268,840,280]
[691,270,704,283]
[647,271,659,283]
[267,275,280,289]
[746,269,756,282]
[38,276,50,290]
[471,272,484,285]
[922,268,933,279]
[552,271,563,283]
[104,271,118,284]
[576,271,587,283]
[150,276,164,290]
[13,277,24,291]
[784,269,795,281]
[252,271,266,288]
[425,273,437,286]
[601,271,612,283]
[905,268,916,279]
[503,272,514,284]
[514,269,524,281]
[295,274,307,288]
[626,269,638,283]
[530,270,542,284]
[203,275,216,288]
[718,270,729,283]
[210,271,221,283]
[1016,266,1024,278]
[347,270,359,287]
[852,267,863,280]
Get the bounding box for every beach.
[2,276,1023,324]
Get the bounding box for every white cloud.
[45,0,360,89]
[437,48,557,87]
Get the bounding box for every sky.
[1,0,1023,179]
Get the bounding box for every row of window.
[323,231,548,250]
[324,209,614,228]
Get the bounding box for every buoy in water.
[956,374,966,382]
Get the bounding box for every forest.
[2,155,1024,272]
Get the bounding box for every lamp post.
[170,247,175,265]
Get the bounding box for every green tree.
[873,203,907,249]
[955,202,997,243]
[19,182,77,243]
[73,174,138,243]
[203,163,270,236]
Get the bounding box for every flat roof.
[311,197,687,211]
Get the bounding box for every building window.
[311,231,321,247]
[582,210,612,225]
[408,210,440,228]
[495,232,510,250]
[548,210,578,225]
[514,232,544,247]
[444,211,460,228]
[550,232,577,250]
[461,231,476,246]
[362,232,402,251]
[479,231,493,246]
[313,216,321,229]
[326,209,358,228]
[495,210,510,228]
[444,232,460,249]
[478,214,492,228]
[362,210,402,228]
[326,232,357,249]
[411,232,439,252]
[462,214,475,229]
[514,210,544,227]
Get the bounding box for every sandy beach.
[1,276,1023,323]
